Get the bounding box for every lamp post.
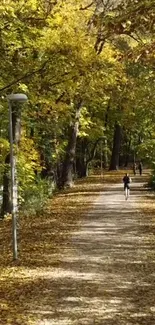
[7,93,28,260]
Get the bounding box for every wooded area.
[0,2,155,324]
[0,0,155,216]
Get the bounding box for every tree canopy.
[0,0,155,215]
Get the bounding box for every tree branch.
[80,1,94,11]
[87,137,104,164]
[0,61,73,94]
[0,60,49,93]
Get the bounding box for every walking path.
[32,175,155,325]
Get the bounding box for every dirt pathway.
[1,173,155,325]
[31,175,155,325]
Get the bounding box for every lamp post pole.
[8,99,18,259]
[7,93,28,260]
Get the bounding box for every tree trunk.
[81,163,89,177]
[109,123,122,170]
[103,138,108,168]
[12,105,22,145]
[0,154,11,217]
[76,136,104,178]
[0,104,21,218]
[124,138,131,167]
[103,100,110,168]
[60,99,83,188]
[76,158,89,178]
[76,137,88,178]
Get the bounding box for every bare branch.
[0,60,49,93]
[80,1,94,11]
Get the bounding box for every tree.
[1,0,155,215]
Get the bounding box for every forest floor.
[0,170,155,325]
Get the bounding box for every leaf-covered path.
[58,181,155,325]
[0,172,155,324]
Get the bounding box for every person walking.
[138,161,143,175]
[123,173,131,200]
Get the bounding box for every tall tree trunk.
[12,105,22,145]
[0,104,21,218]
[76,138,102,178]
[61,99,83,188]
[0,154,11,217]
[76,138,88,178]
[103,100,110,168]
[124,138,131,167]
[103,138,108,168]
[76,158,89,178]
[109,122,122,170]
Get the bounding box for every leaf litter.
[0,171,155,324]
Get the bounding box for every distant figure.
[138,161,143,175]
[123,173,131,199]
[133,162,137,175]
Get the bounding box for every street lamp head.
[7,93,28,102]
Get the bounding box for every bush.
[148,165,155,190]
[19,176,56,216]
